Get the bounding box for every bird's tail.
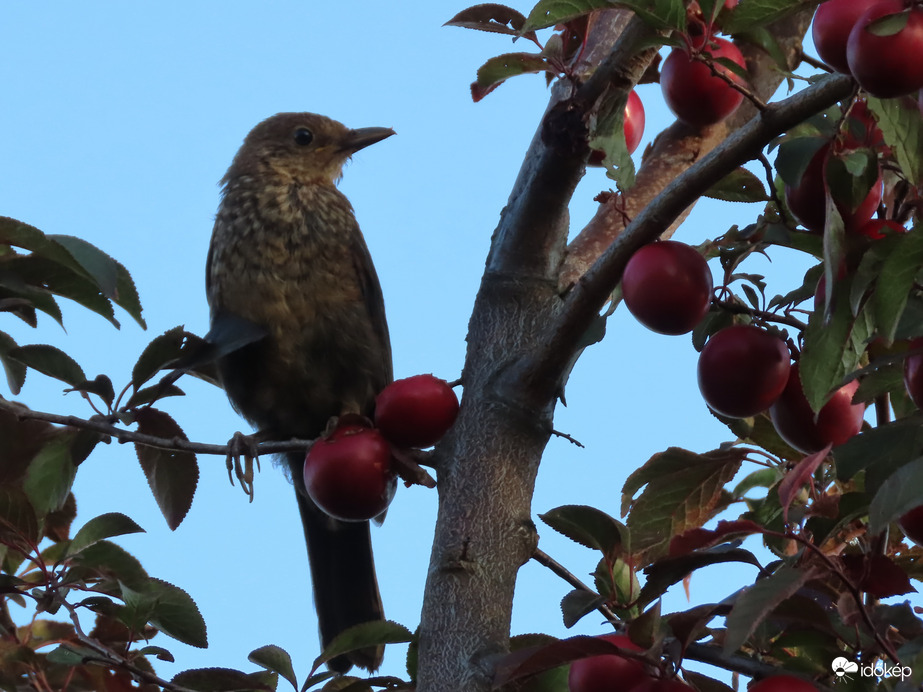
[288,453,385,672]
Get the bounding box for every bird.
[204,112,394,672]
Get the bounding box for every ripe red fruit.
[749,674,819,692]
[811,0,882,73]
[784,142,882,234]
[660,37,746,127]
[622,240,713,335]
[630,679,695,692]
[567,634,647,692]
[375,374,459,448]
[697,325,791,418]
[769,364,865,453]
[857,219,906,239]
[303,425,397,521]
[899,504,923,545]
[847,0,923,98]
[624,90,645,155]
[903,337,923,408]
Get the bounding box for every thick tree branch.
[560,9,816,288]
[525,73,854,398]
[486,14,662,279]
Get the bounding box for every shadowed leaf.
[134,409,198,531]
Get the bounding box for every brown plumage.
[205,113,394,672]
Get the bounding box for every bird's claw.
[225,431,262,501]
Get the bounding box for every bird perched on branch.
[205,112,394,672]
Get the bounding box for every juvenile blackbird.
[205,113,394,672]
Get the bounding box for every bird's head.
[221,112,394,186]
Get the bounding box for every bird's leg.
[225,430,266,501]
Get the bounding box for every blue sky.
[2,3,912,688]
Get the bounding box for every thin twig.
[532,548,618,623]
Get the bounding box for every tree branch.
[524,73,855,398]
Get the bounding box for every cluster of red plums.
[567,632,820,691]
[302,374,459,521]
[621,239,868,455]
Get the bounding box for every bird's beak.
[340,127,395,153]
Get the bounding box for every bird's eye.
[293,127,314,146]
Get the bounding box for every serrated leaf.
[126,577,208,649]
[45,644,96,665]
[125,383,186,409]
[704,168,768,203]
[639,544,763,606]
[444,4,534,39]
[132,326,195,390]
[522,0,613,32]
[9,344,86,387]
[0,486,40,548]
[617,0,686,30]
[722,0,802,33]
[869,456,923,535]
[778,445,830,524]
[171,667,274,692]
[311,620,413,673]
[48,235,120,300]
[539,505,628,558]
[0,330,26,394]
[589,88,636,190]
[561,589,605,628]
[113,260,146,328]
[867,96,923,185]
[69,539,149,591]
[722,565,816,655]
[137,645,175,661]
[474,52,551,96]
[23,435,76,516]
[67,513,145,557]
[622,447,746,565]
[134,408,198,531]
[249,645,296,690]
[874,230,923,343]
[774,136,827,187]
[799,280,859,413]
[70,374,115,408]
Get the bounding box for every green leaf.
[522,0,613,32]
[69,539,149,590]
[704,168,768,203]
[126,577,208,648]
[874,229,923,344]
[589,89,636,191]
[639,545,763,606]
[0,487,40,548]
[171,667,275,692]
[869,456,923,535]
[23,436,76,516]
[865,9,910,36]
[67,512,145,557]
[721,0,803,34]
[70,374,115,408]
[312,620,413,673]
[539,505,629,559]
[561,589,605,628]
[799,279,861,413]
[48,235,119,300]
[622,447,746,565]
[249,645,296,690]
[867,95,923,185]
[473,52,551,99]
[722,564,816,655]
[616,0,686,30]
[132,326,189,389]
[0,330,26,394]
[774,136,826,187]
[9,344,86,387]
[134,408,198,531]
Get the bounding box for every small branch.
[523,73,855,401]
[714,299,808,331]
[0,396,311,458]
[532,548,617,622]
[550,428,585,448]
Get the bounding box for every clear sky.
[2,3,915,688]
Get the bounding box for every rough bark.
[414,8,853,691]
